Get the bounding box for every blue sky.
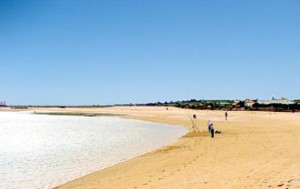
[0,0,299,105]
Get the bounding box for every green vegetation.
[252,103,300,112]
[11,106,28,109]
[294,99,300,104]
[117,99,235,110]
[117,98,300,112]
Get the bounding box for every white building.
[245,99,256,107]
[257,97,294,105]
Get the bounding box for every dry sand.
[8,106,300,189]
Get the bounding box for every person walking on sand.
[210,123,215,138]
[225,111,228,121]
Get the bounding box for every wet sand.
[6,106,300,189]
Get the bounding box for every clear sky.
[0,0,299,105]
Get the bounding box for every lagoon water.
[0,111,187,189]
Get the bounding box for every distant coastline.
[3,97,300,112]
[33,111,124,117]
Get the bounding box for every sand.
[6,106,300,188]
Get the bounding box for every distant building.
[220,102,231,106]
[245,99,256,107]
[0,101,7,107]
[257,97,294,105]
[233,100,240,106]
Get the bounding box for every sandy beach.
[4,106,300,188]
[3,1,299,188]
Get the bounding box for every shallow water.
[0,111,187,189]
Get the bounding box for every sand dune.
[28,106,300,189]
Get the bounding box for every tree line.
[117,99,300,112]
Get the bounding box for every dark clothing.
[208,124,211,133]
[211,129,214,138]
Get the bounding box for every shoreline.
[0,109,187,189]
[50,116,188,189]
[51,107,195,189]
[33,108,191,189]
[2,106,300,188]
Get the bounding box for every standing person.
[193,114,197,119]
[207,120,211,133]
[210,123,215,138]
[225,111,228,121]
